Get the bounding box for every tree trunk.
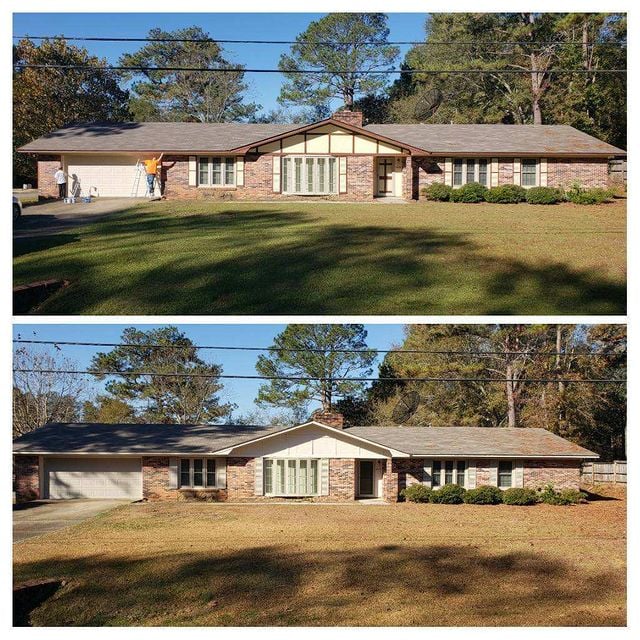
[506,361,517,428]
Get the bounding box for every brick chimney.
[332,110,363,128]
[311,410,344,429]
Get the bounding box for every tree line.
[13,12,626,184]
[13,324,626,460]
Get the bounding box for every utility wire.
[12,369,626,384]
[12,64,627,74]
[13,339,625,358]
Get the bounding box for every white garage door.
[45,457,142,500]
[65,155,147,198]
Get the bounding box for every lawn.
[13,199,626,314]
[14,495,626,626]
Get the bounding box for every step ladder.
[130,161,146,197]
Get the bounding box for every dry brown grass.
[14,498,626,626]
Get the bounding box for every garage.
[44,457,142,500]
[64,154,147,198]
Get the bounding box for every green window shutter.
[216,458,227,489]
[254,457,264,495]
[489,460,498,486]
[422,459,432,488]
[320,458,329,496]
[514,460,524,487]
[467,460,477,489]
[168,458,178,489]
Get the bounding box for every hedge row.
[421,182,614,205]
[400,483,586,506]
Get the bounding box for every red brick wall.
[523,459,582,490]
[333,111,364,128]
[14,455,40,502]
[547,158,609,189]
[413,157,445,198]
[37,157,62,199]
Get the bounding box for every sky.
[12,12,427,116]
[13,323,407,419]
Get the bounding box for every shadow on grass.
[14,233,80,259]
[13,207,626,314]
[15,543,624,626]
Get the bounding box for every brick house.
[19,111,624,201]
[13,413,597,503]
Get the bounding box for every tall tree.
[256,325,376,414]
[89,327,234,424]
[278,13,399,111]
[13,347,86,437]
[13,37,130,184]
[82,395,138,423]
[120,26,260,122]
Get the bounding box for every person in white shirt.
[54,166,67,199]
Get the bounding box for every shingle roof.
[13,422,598,458]
[18,121,625,156]
[364,124,625,156]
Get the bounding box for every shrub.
[564,183,612,205]
[502,487,539,505]
[450,182,488,203]
[430,484,466,504]
[463,485,503,505]
[525,186,563,205]
[400,484,433,503]
[422,183,452,202]
[485,184,527,204]
[537,484,585,505]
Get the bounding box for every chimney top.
[311,410,344,429]
[332,110,363,128]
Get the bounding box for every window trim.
[282,156,338,196]
[452,158,490,188]
[179,457,217,489]
[431,460,467,488]
[197,156,236,188]
[263,458,319,497]
[520,158,539,188]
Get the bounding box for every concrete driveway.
[13,500,129,542]
[14,198,146,239]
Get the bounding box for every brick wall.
[37,157,62,199]
[547,158,609,189]
[523,459,582,490]
[498,160,515,185]
[412,157,445,198]
[14,455,40,502]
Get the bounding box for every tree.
[119,27,260,122]
[13,347,86,437]
[278,13,399,110]
[256,325,376,414]
[13,37,130,185]
[89,327,234,424]
[82,395,138,423]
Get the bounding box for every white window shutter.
[272,157,281,192]
[491,158,499,187]
[339,157,347,193]
[168,458,179,489]
[513,158,521,186]
[236,157,244,187]
[489,460,498,486]
[188,156,197,186]
[216,458,227,489]
[320,458,330,495]
[514,460,524,488]
[444,158,453,186]
[467,460,477,489]
[254,457,264,495]
[539,158,548,187]
[422,459,432,488]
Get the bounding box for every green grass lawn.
[13,200,626,314]
[14,497,626,626]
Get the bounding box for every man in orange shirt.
[142,153,164,197]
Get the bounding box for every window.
[197,157,235,187]
[478,159,488,186]
[264,458,319,496]
[179,458,217,488]
[282,157,338,195]
[521,159,538,187]
[431,460,466,487]
[466,159,476,184]
[453,159,463,186]
[498,461,513,488]
[453,159,490,187]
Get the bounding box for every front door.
[377,158,394,196]
[358,460,375,497]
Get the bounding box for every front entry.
[358,460,381,498]
[376,158,394,196]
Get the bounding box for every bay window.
[264,458,319,496]
[198,157,235,187]
[431,460,467,488]
[180,458,217,488]
[282,157,337,195]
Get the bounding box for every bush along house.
[19,110,625,202]
[13,412,598,502]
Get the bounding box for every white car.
[13,195,22,221]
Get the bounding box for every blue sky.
[13,323,407,419]
[12,13,427,116]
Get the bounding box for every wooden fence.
[581,460,627,484]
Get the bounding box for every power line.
[12,64,627,75]
[13,339,625,358]
[12,369,626,384]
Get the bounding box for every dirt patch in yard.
[13,500,626,626]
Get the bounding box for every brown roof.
[13,422,598,458]
[19,121,624,156]
[364,124,625,156]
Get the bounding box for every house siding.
[522,459,582,490]
[547,158,609,189]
